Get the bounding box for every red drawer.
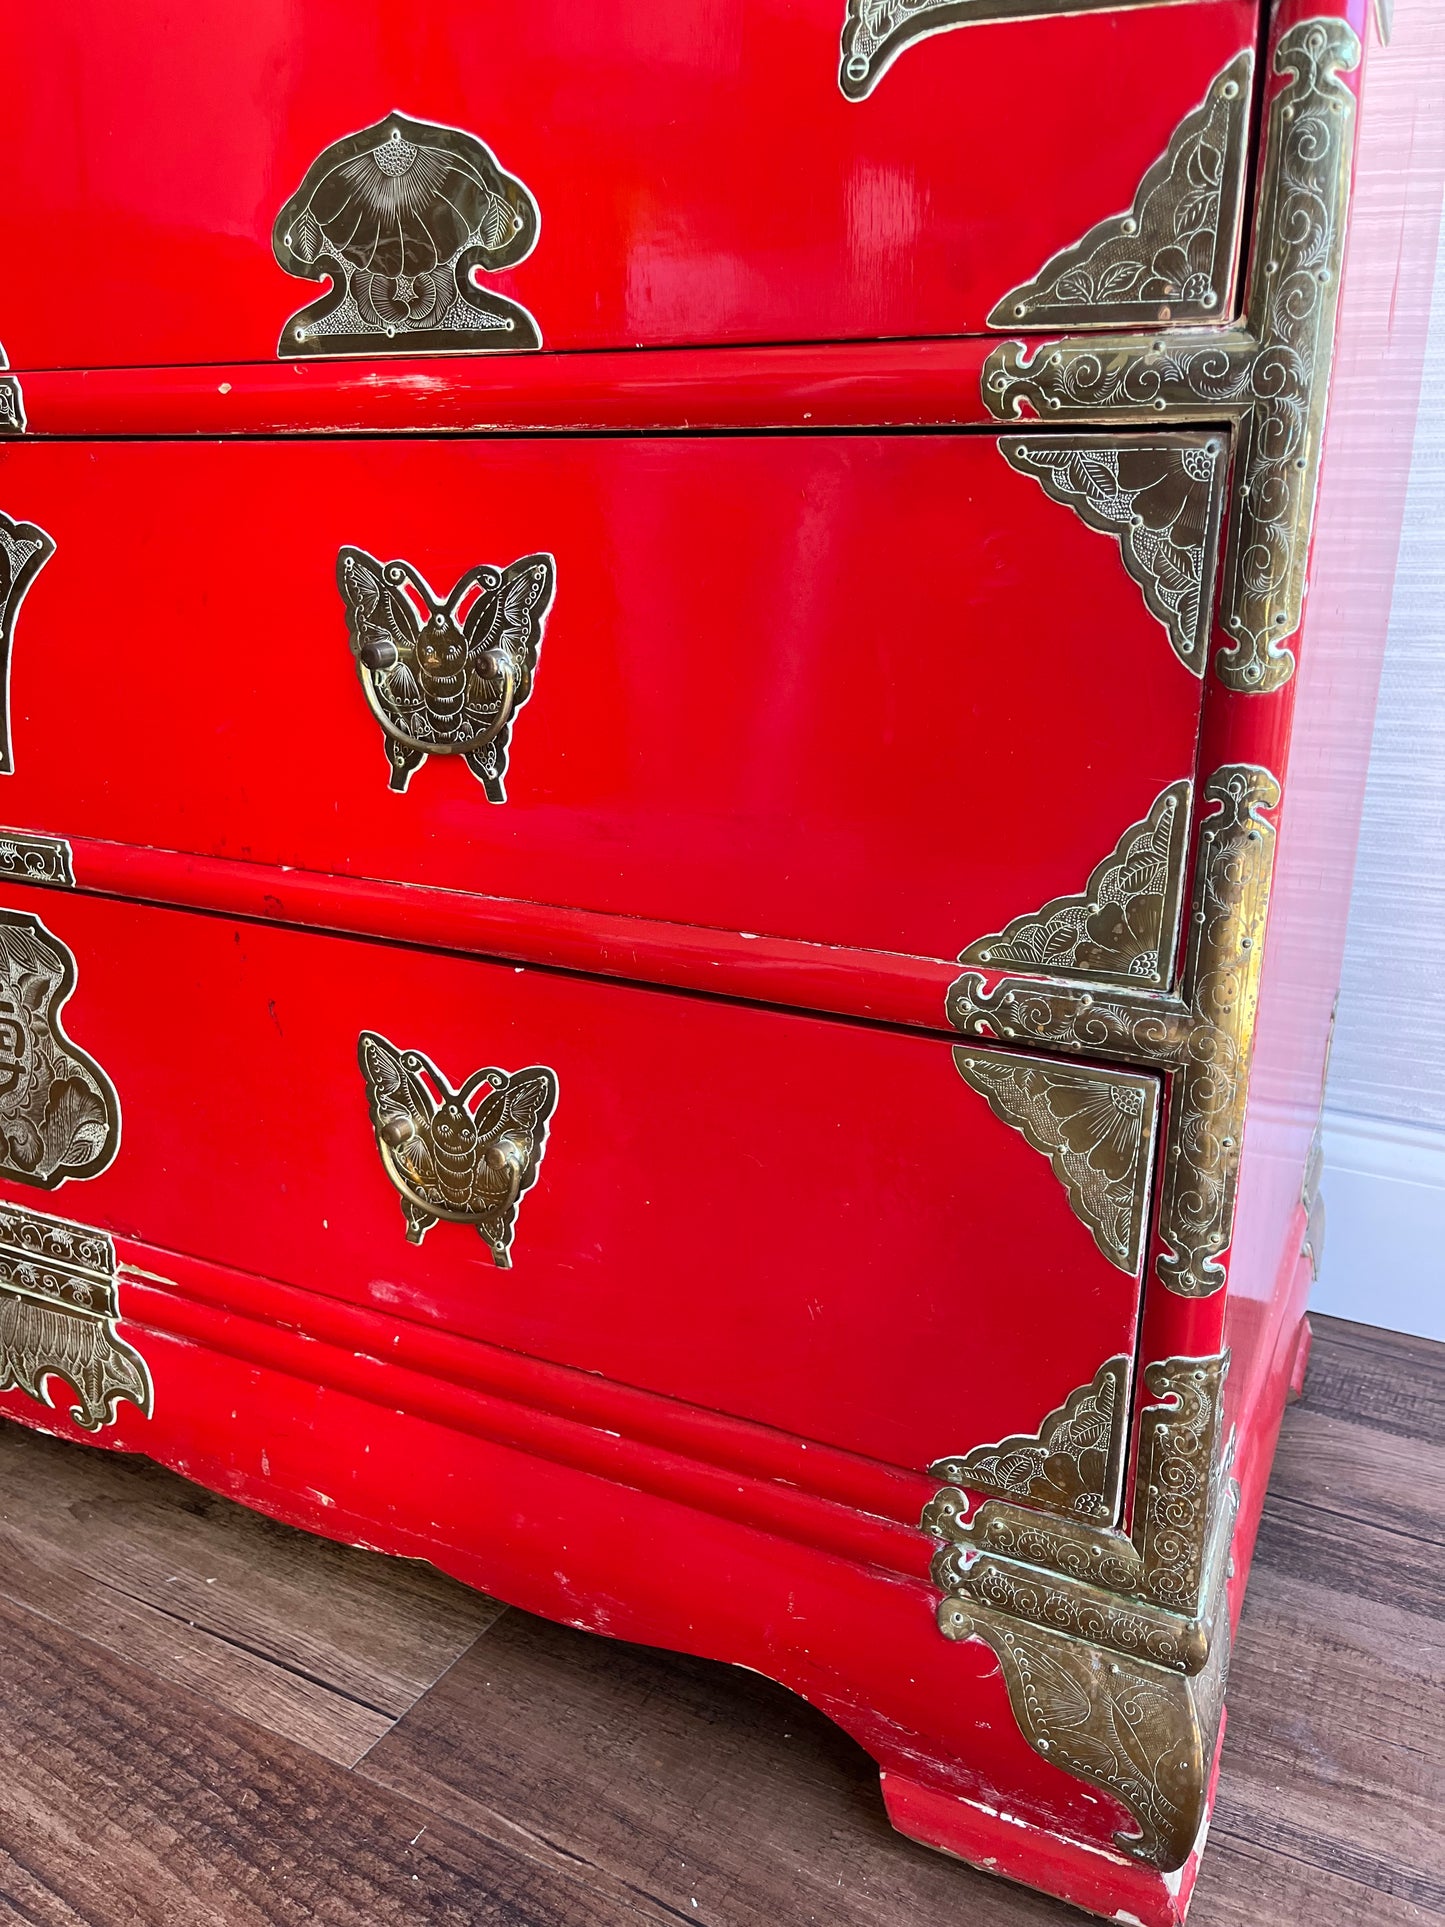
[0,433,1213,967]
[0,883,1159,1476]
[0,1,1256,369]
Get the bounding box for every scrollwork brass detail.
[358,1032,557,1266]
[950,766,1279,1298]
[927,1356,1129,1525]
[0,906,120,1190]
[837,0,1195,100]
[338,547,555,798]
[960,781,1191,992]
[1000,437,1227,672]
[0,831,74,890]
[926,1354,1235,1870]
[983,21,1361,693]
[273,113,541,358]
[0,383,23,437]
[0,510,55,775]
[954,1052,1159,1275]
[988,54,1252,332]
[0,1201,151,1430]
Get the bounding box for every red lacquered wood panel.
[0,882,1152,1475]
[0,1,1256,370]
[0,434,1205,964]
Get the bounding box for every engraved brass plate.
[954,1051,1159,1276]
[950,766,1279,1299]
[0,510,55,775]
[0,1201,151,1430]
[925,1353,1235,1870]
[927,1356,1129,1525]
[959,781,1191,993]
[989,54,1252,332]
[338,547,555,798]
[0,831,74,890]
[838,0,1197,100]
[983,21,1362,693]
[1000,437,1226,673]
[273,113,541,358]
[358,1033,557,1266]
[0,905,119,1189]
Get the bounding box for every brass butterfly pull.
[338,547,554,798]
[358,1033,557,1266]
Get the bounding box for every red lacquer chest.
[0,4,1438,1919]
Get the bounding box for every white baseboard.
[1311,1109,1445,1340]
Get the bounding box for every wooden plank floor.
[0,1312,1439,1926]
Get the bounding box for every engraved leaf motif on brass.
[273,113,541,358]
[0,907,119,1190]
[837,0,1195,100]
[941,1604,1230,1871]
[359,1033,557,1266]
[959,781,1191,992]
[0,510,56,774]
[950,766,1279,1299]
[953,1051,1158,1275]
[1000,437,1226,673]
[0,1201,151,1431]
[989,54,1253,331]
[338,547,555,798]
[982,21,1362,693]
[927,1356,1129,1526]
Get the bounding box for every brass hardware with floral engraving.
[999,437,1227,673]
[951,765,1279,1299]
[273,113,541,358]
[954,1053,1159,1276]
[0,1201,151,1430]
[337,547,555,798]
[0,905,119,1190]
[927,1356,1129,1525]
[983,21,1361,693]
[925,1353,1235,1870]
[988,54,1253,332]
[358,1033,557,1265]
[959,780,1191,993]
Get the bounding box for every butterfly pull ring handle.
[358,1034,560,1269]
[338,547,556,802]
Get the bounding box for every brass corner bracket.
[953,1051,1159,1275]
[983,18,1362,694]
[927,1355,1130,1524]
[838,0,1198,101]
[989,51,1253,333]
[959,778,1191,993]
[950,764,1280,1299]
[926,1351,1236,1870]
[999,436,1228,674]
[0,1201,152,1430]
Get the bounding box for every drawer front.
[0,2,1255,369]
[0,883,1158,1476]
[0,434,1211,966]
